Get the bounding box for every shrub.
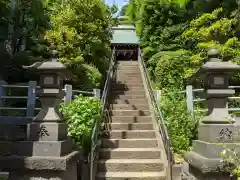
[221,148,240,179]
[149,50,192,90]
[160,89,202,153]
[60,95,101,153]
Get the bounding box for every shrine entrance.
[113,45,138,61]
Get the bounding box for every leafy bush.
[160,89,202,153]
[60,95,101,153]
[221,148,240,179]
[149,50,192,89]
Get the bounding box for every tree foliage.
[45,0,115,89]
[0,0,115,90]
[124,0,240,153]
[0,0,51,82]
[126,0,240,88]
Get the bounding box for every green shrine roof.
[111,16,139,45]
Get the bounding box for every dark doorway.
[112,44,138,61]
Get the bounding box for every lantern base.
[184,123,240,180]
[184,151,235,180]
[0,151,80,180]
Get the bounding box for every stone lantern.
[23,50,72,141]
[195,48,240,124]
[0,51,79,180]
[5,50,80,180]
[184,48,240,180]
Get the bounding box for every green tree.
[44,0,114,89]
[124,0,240,154]
[0,0,49,83]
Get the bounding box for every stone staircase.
[96,60,167,180]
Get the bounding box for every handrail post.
[26,81,37,117]
[0,85,4,116]
[0,80,7,113]
[64,84,72,104]
[186,85,194,115]
[93,89,101,99]
[156,90,161,101]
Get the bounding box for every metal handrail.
[138,48,174,180]
[89,47,116,180]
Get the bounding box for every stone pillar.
[184,48,240,180]
[0,51,80,180]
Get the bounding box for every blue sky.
[106,0,128,9]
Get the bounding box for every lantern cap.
[23,50,73,80]
[23,50,66,71]
[198,48,240,73]
[187,48,240,82]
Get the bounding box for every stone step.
[111,83,144,88]
[115,70,141,73]
[115,71,140,74]
[116,65,139,67]
[111,86,143,91]
[112,88,145,92]
[98,159,164,172]
[116,63,138,66]
[112,80,144,84]
[110,94,147,101]
[101,139,158,148]
[108,123,154,130]
[110,104,149,110]
[111,99,149,104]
[115,75,142,79]
[116,62,138,65]
[99,148,161,159]
[111,116,152,123]
[114,79,143,83]
[96,172,166,180]
[107,130,156,139]
[117,68,140,71]
[110,110,150,116]
[116,70,141,74]
[111,91,146,97]
[116,63,139,66]
[116,61,139,67]
[111,94,146,100]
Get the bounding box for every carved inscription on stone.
[219,128,233,141]
[36,125,50,139]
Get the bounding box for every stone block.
[192,140,240,158]
[184,151,238,180]
[27,123,68,141]
[0,151,81,171]
[172,164,182,180]
[0,140,72,156]
[184,151,223,174]
[32,140,72,157]
[9,162,77,180]
[198,124,240,143]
